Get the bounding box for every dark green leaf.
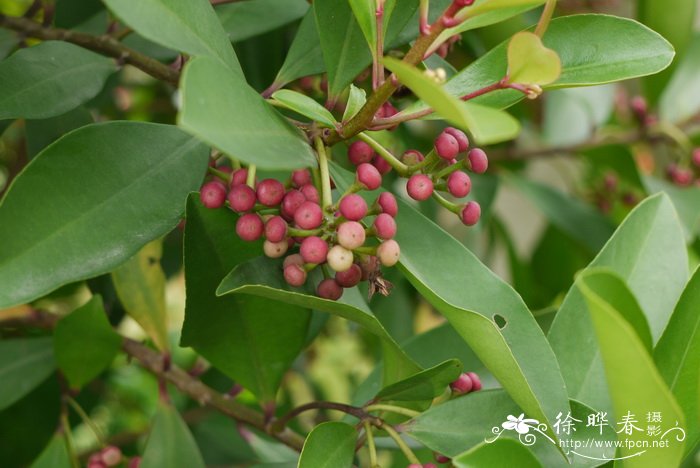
[54,295,120,388]
[30,434,71,468]
[270,90,336,127]
[453,439,540,468]
[272,10,326,88]
[0,42,115,120]
[0,122,208,309]
[375,359,461,402]
[217,0,308,43]
[0,28,17,61]
[25,107,93,159]
[0,338,55,411]
[298,422,356,468]
[141,403,206,468]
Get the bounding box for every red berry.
[377,101,398,119]
[281,190,306,220]
[264,240,288,258]
[630,95,647,118]
[407,174,434,201]
[467,372,482,391]
[373,213,397,240]
[230,168,248,186]
[401,150,424,166]
[335,264,362,288]
[236,213,264,241]
[316,278,343,300]
[294,201,323,229]
[672,168,693,186]
[228,184,256,212]
[372,155,392,175]
[300,184,320,203]
[447,171,471,198]
[339,194,368,221]
[377,239,400,266]
[128,458,141,468]
[348,141,375,166]
[256,178,285,207]
[449,373,473,394]
[200,181,227,209]
[460,201,481,226]
[101,446,122,467]
[299,236,327,264]
[468,148,488,174]
[284,264,307,287]
[444,127,469,152]
[283,253,304,269]
[337,221,366,250]
[435,131,459,160]
[265,216,288,242]
[357,163,382,190]
[327,245,354,272]
[291,169,312,187]
[435,453,451,463]
[692,148,700,168]
[376,192,398,217]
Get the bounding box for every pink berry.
[435,131,459,160]
[339,194,368,221]
[294,201,323,229]
[467,372,482,391]
[236,213,264,241]
[692,148,700,168]
[264,240,288,258]
[335,264,362,288]
[672,168,693,186]
[300,184,320,203]
[460,201,481,226]
[101,446,122,467]
[265,216,288,242]
[300,236,328,264]
[348,141,375,166]
[630,95,647,118]
[228,184,256,212]
[406,174,434,201]
[256,178,285,207]
[435,453,451,463]
[284,264,307,287]
[372,155,392,175]
[357,163,382,190]
[200,181,227,209]
[449,373,473,394]
[377,239,400,266]
[291,169,312,187]
[359,255,378,280]
[128,458,141,468]
[316,278,343,300]
[444,127,469,152]
[376,101,398,119]
[281,190,306,220]
[283,253,304,269]
[327,245,355,272]
[401,150,424,166]
[230,168,248,186]
[373,213,397,240]
[468,148,488,174]
[447,171,472,198]
[337,221,366,250]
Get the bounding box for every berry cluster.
[592,171,639,213]
[666,148,700,187]
[199,164,400,301]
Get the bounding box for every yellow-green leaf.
[507,31,561,86]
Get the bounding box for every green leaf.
[270,90,337,127]
[348,0,377,54]
[54,296,120,388]
[111,240,169,352]
[375,359,462,402]
[0,338,55,411]
[0,41,115,120]
[543,85,615,146]
[216,255,420,386]
[548,194,688,414]
[342,85,367,122]
[102,0,241,74]
[178,56,316,171]
[507,31,561,86]
[298,422,356,468]
[25,107,93,159]
[182,197,311,401]
[654,266,700,452]
[0,28,17,61]
[30,434,71,468]
[141,403,206,468]
[217,0,309,43]
[272,11,326,88]
[395,200,569,445]
[0,122,208,309]
[406,390,616,466]
[644,177,700,241]
[453,439,540,468]
[579,269,686,467]
[383,57,520,144]
[659,35,700,123]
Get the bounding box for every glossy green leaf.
[179,56,316,171]
[272,11,326,88]
[270,90,336,127]
[141,403,205,468]
[579,269,686,467]
[384,57,520,144]
[654,266,700,451]
[0,122,208,309]
[406,390,616,466]
[507,31,561,86]
[0,41,115,120]
[111,240,169,352]
[644,177,700,241]
[659,35,700,123]
[297,422,356,468]
[342,85,367,122]
[0,338,55,411]
[25,107,93,159]
[395,199,569,444]
[375,359,461,402]
[549,194,688,414]
[453,439,541,468]
[54,295,120,388]
[348,0,377,53]
[543,85,615,146]
[30,434,71,468]
[216,256,420,386]
[505,174,615,253]
[0,28,16,61]
[182,197,311,401]
[217,0,308,43]
[102,0,241,73]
